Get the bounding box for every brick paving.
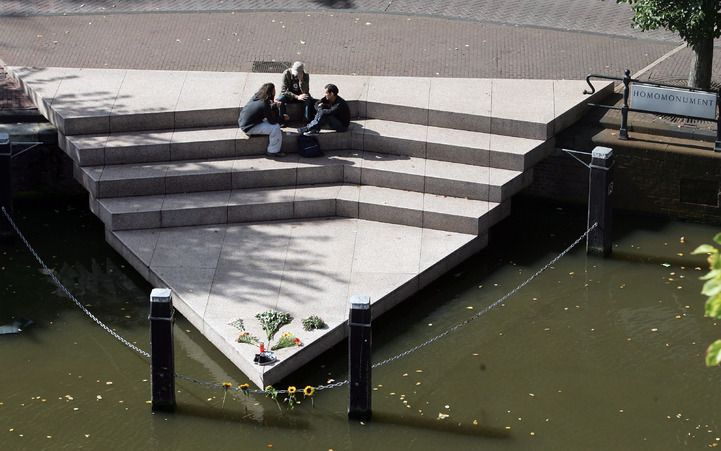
[0,3,718,111]
[0,0,677,42]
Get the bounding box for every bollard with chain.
[587,146,614,257]
[0,133,12,239]
[149,288,176,412]
[348,295,372,422]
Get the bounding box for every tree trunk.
[688,36,714,89]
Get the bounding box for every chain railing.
[1,206,151,358]
[3,204,597,397]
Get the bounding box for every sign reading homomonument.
[630,84,717,120]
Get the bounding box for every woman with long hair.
[238,82,288,157]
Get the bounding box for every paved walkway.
[0,0,677,42]
[0,2,718,96]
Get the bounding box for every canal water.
[1,194,719,450]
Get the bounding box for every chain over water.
[1,206,151,359]
[2,205,597,395]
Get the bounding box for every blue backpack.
[297,134,323,158]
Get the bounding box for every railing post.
[348,295,371,422]
[619,69,631,140]
[587,146,614,257]
[0,133,12,239]
[715,88,721,152]
[149,288,176,412]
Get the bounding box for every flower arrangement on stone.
[301,315,327,331]
[234,309,305,352]
[236,331,259,345]
[256,310,292,341]
[271,331,303,351]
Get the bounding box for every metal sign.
[630,84,717,120]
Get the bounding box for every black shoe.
[303,129,320,136]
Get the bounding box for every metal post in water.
[149,288,176,412]
[0,133,12,239]
[348,295,371,422]
[620,69,631,140]
[587,146,614,257]
[715,88,721,152]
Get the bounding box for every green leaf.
[713,232,721,246]
[702,279,721,297]
[706,340,721,367]
[691,244,718,255]
[705,294,721,318]
[700,269,721,280]
[713,253,721,270]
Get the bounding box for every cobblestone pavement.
[1,4,718,112]
[0,11,688,78]
[0,0,676,42]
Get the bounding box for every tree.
[692,233,721,366]
[617,0,720,89]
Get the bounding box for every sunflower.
[303,385,315,397]
[287,386,297,395]
[239,383,250,391]
[222,381,232,389]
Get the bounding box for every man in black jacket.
[298,84,350,136]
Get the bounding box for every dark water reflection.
[1,195,720,450]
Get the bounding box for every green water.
[1,195,720,450]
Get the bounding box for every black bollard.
[348,295,372,422]
[619,69,631,140]
[587,146,614,257]
[149,288,176,412]
[0,133,12,239]
[715,88,721,152]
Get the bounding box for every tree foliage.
[691,232,721,367]
[617,0,721,45]
[617,1,720,88]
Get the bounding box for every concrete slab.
[8,66,73,121]
[50,68,126,135]
[19,67,605,388]
[367,76,430,125]
[490,79,554,139]
[429,78,492,132]
[174,71,247,128]
[111,69,187,132]
[113,217,477,387]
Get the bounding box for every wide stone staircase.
[11,67,612,387]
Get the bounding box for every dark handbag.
[297,134,323,158]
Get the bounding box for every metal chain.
[174,223,597,393]
[3,205,596,394]
[370,222,598,369]
[1,206,151,359]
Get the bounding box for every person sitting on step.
[238,82,289,157]
[276,61,314,125]
[298,84,350,136]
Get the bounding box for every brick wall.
[525,128,721,225]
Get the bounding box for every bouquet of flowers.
[255,310,293,341]
[271,332,302,351]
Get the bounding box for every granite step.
[74,150,527,202]
[62,119,548,171]
[91,183,509,235]
[10,67,613,140]
[60,124,358,167]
